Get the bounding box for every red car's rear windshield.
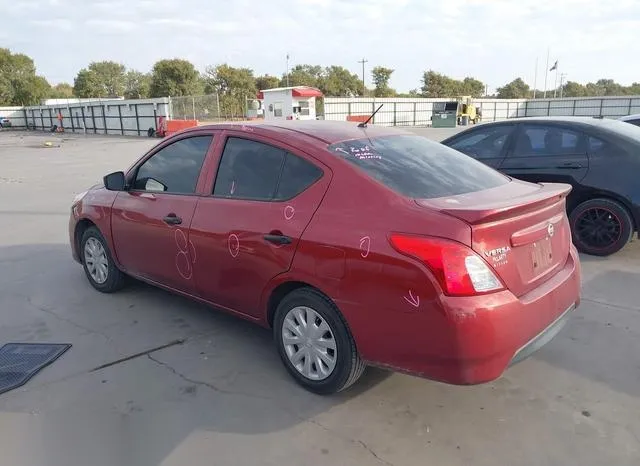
[327,134,509,199]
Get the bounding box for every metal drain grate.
[0,343,71,395]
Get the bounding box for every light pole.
[286,53,290,87]
[358,58,368,96]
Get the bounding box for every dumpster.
[431,101,458,128]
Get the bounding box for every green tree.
[0,48,51,105]
[460,77,485,97]
[13,75,50,105]
[320,66,363,96]
[73,69,102,97]
[149,59,202,97]
[561,81,587,97]
[50,82,74,98]
[420,70,459,97]
[255,74,280,91]
[496,78,530,98]
[371,66,396,97]
[73,61,126,98]
[124,70,151,99]
[282,64,323,87]
[204,64,257,116]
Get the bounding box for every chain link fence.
[169,94,252,123]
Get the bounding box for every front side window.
[328,134,509,199]
[133,135,212,194]
[513,125,583,157]
[448,125,514,159]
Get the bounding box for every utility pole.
[285,53,290,87]
[358,58,368,96]
[543,48,550,98]
[533,56,538,99]
[559,73,567,98]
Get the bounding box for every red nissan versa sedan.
[69,121,581,394]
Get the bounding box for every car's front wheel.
[80,226,126,292]
[569,198,634,256]
[273,288,366,395]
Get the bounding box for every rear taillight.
[389,234,504,297]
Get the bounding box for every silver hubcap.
[282,306,337,381]
[84,237,109,284]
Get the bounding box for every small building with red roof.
[258,86,323,121]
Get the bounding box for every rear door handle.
[263,234,292,245]
[557,162,582,169]
[163,214,182,225]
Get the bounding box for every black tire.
[80,226,126,293]
[569,198,634,256]
[273,287,366,395]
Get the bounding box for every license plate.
[531,238,553,275]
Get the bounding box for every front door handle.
[263,234,292,245]
[163,214,182,225]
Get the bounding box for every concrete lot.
[0,128,639,466]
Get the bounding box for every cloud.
[29,19,73,31]
[86,19,137,32]
[5,0,640,90]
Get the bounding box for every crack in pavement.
[305,418,395,466]
[582,297,640,313]
[146,354,274,401]
[147,353,394,465]
[24,295,115,344]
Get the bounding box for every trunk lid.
[417,180,572,297]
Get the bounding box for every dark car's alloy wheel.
[274,288,366,394]
[80,226,126,293]
[570,198,634,256]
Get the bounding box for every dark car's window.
[513,125,583,157]
[274,153,323,200]
[214,137,285,200]
[626,118,640,127]
[328,134,509,199]
[447,125,514,159]
[133,135,212,193]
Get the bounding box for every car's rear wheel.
[569,198,634,256]
[273,288,366,395]
[80,226,126,293]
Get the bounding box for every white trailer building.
[258,86,322,121]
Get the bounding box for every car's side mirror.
[103,171,126,191]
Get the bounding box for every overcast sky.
[2,0,640,92]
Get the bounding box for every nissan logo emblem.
[547,223,555,237]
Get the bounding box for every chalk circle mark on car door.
[111,134,214,292]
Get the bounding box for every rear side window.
[214,137,284,200]
[513,125,583,157]
[328,135,509,199]
[274,153,323,200]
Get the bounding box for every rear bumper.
[508,302,575,367]
[354,245,582,385]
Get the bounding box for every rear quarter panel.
[267,159,475,364]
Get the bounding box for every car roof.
[185,120,411,145]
